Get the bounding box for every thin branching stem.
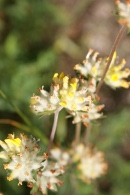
[0,90,31,126]
[96,25,126,94]
[47,107,62,154]
[0,119,30,132]
[0,119,48,144]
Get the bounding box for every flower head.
[30,72,66,116]
[59,75,92,112]
[0,133,21,160]
[74,50,130,89]
[50,147,70,166]
[105,52,130,88]
[33,160,64,194]
[0,134,65,194]
[30,84,60,116]
[74,49,104,81]
[71,144,108,183]
[71,103,104,126]
[115,0,130,29]
[0,134,44,184]
[78,149,108,183]
[30,72,93,116]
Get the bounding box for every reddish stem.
[96,25,126,94]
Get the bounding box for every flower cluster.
[0,134,64,194]
[30,73,93,115]
[74,49,105,81]
[32,160,64,194]
[105,52,130,88]
[72,144,108,183]
[30,72,101,125]
[30,70,105,126]
[59,75,92,112]
[50,144,108,184]
[50,147,70,166]
[71,103,104,126]
[74,50,130,89]
[115,0,130,29]
[30,73,64,116]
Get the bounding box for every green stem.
[0,90,31,126]
[0,119,48,144]
[74,122,81,146]
[84,123,91,146]
[0,119,30,132]
[96,25,126,94]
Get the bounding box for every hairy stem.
[47,107,62,154]
[96,25,126,94]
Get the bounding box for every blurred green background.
[0,0,130,194]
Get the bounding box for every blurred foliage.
[0,0,130,195]
[0,0,68,110]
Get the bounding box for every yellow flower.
[105,52,130,88]
[5,134,21,149]
[52,72,64,87]
[0,134,21,160]
[59,76,92,112]
[31,73,93,115]
[74,49,130,89]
